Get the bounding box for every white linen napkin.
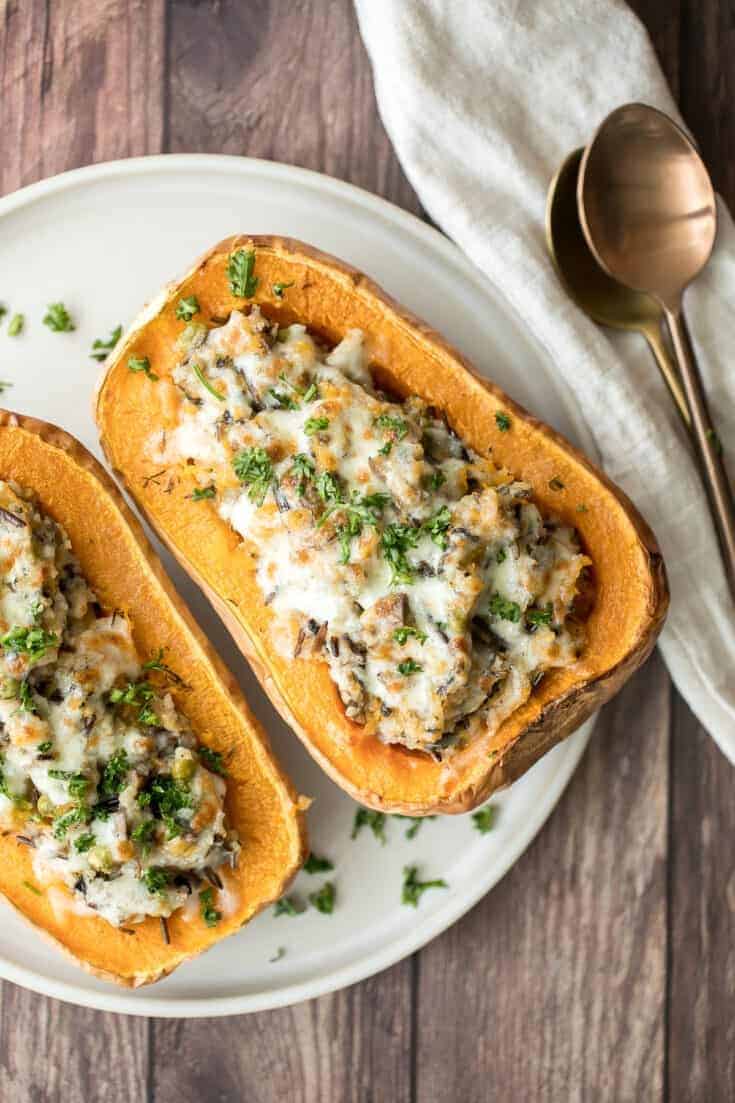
[355,0,735,763]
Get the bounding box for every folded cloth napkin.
[355,0,735,763]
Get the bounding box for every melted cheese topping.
[0,481,238,927]
[158,308,590,755]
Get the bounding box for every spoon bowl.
[547,148,662,329]
[578,101,735,601]
[578,103,717,312]
[546,147,690,425]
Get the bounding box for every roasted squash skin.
[96,236,669,815]
[0,412,307,987]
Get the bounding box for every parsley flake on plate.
[90,324,122,361]
[43,302,75,332]
[303,852,334,874]
[309,881,336,914]
[401,865,447,907]
[471,806,495,834]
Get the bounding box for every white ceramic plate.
[0,156,595,1016]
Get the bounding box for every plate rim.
[0,154,595,1016]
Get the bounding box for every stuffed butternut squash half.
[0,412,306,986]
[96,236,668,815]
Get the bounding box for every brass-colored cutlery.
[548,103,735,601]
[546,147,690,427]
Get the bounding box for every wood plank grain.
[0,984,149,1103]
[415,653,670,1103]
[628,0,681,100]
[0,0,166,194]
[166,0,420,208]
[668,695,735,1101]
[153,962,412,1103]
[677,0,735,209]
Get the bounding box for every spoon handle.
[641,322,691,429]
[665,308,735,600]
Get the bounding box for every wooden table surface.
[1,2,733,1100]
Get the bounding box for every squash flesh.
[96,236,668,814]
[0,413,307,986]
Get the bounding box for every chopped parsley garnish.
[309,881,335,914]
[142,649,184,685]
[488,593,521,622]
[472,806,495,834]
[393,626,427,646]
[304,416,330,436]
[37,740,53,755]
[74,833,96,853]
[426,469,446,491]
[272,281,294,299]
[49,769,89,800]
[90,324,122,361]
[401,865,447,907]
[190,485,216,501]
[303,852,334,874]
[496,547,507,563]
[291,453,315,496]
[22,880,41,896]
[227,248,258,298]
[162,814,182,840]
[374,413,409,440]
[193,363,225,401]
[200,887,221,927]
[142,866,169,895]
[269,946,286,963]
[175,295,200,321]
[274,895,303,917]
[397,659,423,676]
[315,470,342,504]
[302,381,318,403]
[378,442,392,457]
[268,388,299,410]
[199,746,227,776]
[232,446,273,505]
[526,604,553,627]
[43,302,75,332]
[0,305,5,324]
[109,682,158,727]
[393,814,436,840]
[320,491,390,564]
[137,773,191,825]
[131,820,157,850]
[380,523,420,586]
[706,427,723,455]
[495,411,512,432]
[421,505,451,548]
[548,476,565,491]
[99,748,130,798]
[0,758,11,801]
[0,381,12,394]
[351,807,387,844]
[128,355,158,381]
[1,626,58,661]
[53,805,90,839]
[18,680,37,713]
[7,314,24,337]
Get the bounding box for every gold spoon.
[579,102,735,600]
[545,147,690,427]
